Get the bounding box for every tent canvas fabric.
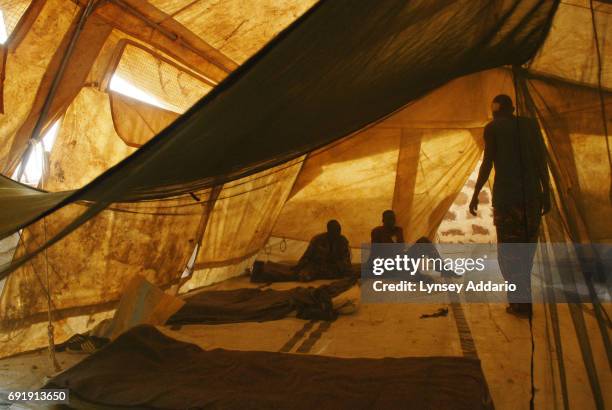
[0,0,608,372]
[0,0,558,237]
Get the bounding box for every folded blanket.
[45,325,493,410]
[167,278,357,325]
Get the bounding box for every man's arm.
[470,127,495,216]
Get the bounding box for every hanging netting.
[1,0,609,363]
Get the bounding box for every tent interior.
[0,0,610,408]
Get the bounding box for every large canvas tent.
[0,0,610,407]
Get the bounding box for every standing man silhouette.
[469,94,550,317]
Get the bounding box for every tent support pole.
[15,0,99,372]
[175,186,222,294]
[14,0,98,182]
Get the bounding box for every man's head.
[326,219,342,238]
[491,94,514,117]
[382,209,396,229]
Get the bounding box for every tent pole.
[15,0,98,182]
[107,0,233,75]
[175,186,222,294]
[17,0,100,372]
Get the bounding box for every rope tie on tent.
[37,0,100,375]
[43,210,61,372]
[17,0,101,372]
[263,238,288,257]
[45,283,61,372]
[14,221,63,371]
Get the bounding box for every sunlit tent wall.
[0,0,608,371]
[270,69,514,254]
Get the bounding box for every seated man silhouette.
[251,220,353,283]
[369,210,458,278]
[371,209,405,243]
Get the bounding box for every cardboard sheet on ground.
[96,275,185,340]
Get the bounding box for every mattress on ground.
[167,278,357,324]
[45,325,493,410]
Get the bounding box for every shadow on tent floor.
[164,275,612,410]
[171,275,461,358]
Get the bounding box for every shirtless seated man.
[251,220,353,283]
